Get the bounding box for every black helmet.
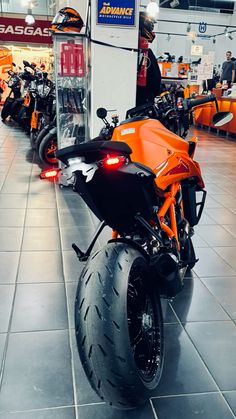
[139,12,155,43]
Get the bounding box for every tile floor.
[0,120,236,418]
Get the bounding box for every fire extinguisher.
[137,36,149,87]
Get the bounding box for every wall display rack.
[53,32,90,151]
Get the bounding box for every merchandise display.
[53,33,89,152]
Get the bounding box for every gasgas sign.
[0,17,52,44]
[97,0,136,26]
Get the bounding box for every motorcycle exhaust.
[153,253,184,298]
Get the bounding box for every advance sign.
[97,0,136,26]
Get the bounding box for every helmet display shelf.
[52,9,90,167]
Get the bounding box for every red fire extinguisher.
[137,36,149,87]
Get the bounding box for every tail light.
[103,155,127,169]
[40,168,59,180]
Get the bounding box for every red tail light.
[40,168,59,180]
[103,155,126,169]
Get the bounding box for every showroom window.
[0,0,55,15]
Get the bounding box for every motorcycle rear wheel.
[34,125,52,151]
[75,242,164,409]
[38,131,57,165]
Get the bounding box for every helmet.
[139,12,155,43]
[51,7,84,33]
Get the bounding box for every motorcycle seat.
[55,140,132,165]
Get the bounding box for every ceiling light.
[166,34,171,41]
[25,9,35,25]
[146,1,160,18]
[228,34,233,40]
[186,23,191,33]
[224,27,228,36]
[213,37,216,44]
[170,0,179,7]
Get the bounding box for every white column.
[90,2,140,137]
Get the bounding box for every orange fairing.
[31,110,39,129]
[154,153,204,190]
[24,92,30,106]
[112,118,204,190]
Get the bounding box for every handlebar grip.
[188,94,216,109]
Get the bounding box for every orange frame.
[158,182,181,249]
[112,182,181,249]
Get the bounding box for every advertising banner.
[60,43,85,77]
[97,0,136,26]
[0,17,52,44]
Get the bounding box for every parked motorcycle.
[30,72,55,149]
[52,94,232,409]
[1,66,21,122]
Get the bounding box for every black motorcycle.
[1,67,21,122]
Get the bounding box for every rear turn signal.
[40,168,59,180]
[103,156,126,169]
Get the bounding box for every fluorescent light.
[25,11,35,25]
[146,1,160,18]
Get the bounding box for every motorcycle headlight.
[37,84,50,98]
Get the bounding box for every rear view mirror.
[97,107,107,120]
[212,111,233,127]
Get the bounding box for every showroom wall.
[139,2,236,65]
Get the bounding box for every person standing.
[136,12,162,106]
[220,51,235,88]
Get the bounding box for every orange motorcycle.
[54,94,232,409]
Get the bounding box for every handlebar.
[186,94,216,110]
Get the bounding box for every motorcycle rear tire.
[38,130,57,165]
[75,242,164,409]
[34,124,52,152]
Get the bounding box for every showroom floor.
[0,119,236,419]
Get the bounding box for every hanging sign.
[191,44,203,56]
[198,22,207,34]
[97,0,136,26]
[0,17,52,44]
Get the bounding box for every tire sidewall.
[38,131,57,165]
[75,242,164,408]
